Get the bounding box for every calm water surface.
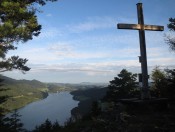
[14,91,78,130]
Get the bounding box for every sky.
[3,0,175,83]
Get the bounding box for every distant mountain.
[19,79,47,88]
[80,82,108,86]
[0,75,17,84]
[0,75,47,89]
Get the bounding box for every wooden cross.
[117,3,164,99]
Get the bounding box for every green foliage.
[0,110,26,132]
[0,0,57,43]
[168,18,175,31]
[163,69,175,99]
[91,101,101,117]
[0,56,30,73]
[151,67,175,99]
[151,66,166,97]
[71,87,107,116]
[166,18,175,51]
[7,110,25,132]
[151,67,166,82]
[0,0,57,72]
[33,119,61,132]
[105,69,138,101]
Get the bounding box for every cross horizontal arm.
[117,23,164,31]
[117,23,141,30]
[144,25,164,31]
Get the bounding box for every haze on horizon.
[3,0,175,83]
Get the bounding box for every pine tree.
[33,119,56,132]
[151,66,166,97]
[1,110,26,132]
[166,18,175,51]
[105,69,138,101]
[0,0,57,73]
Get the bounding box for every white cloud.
[48,42,141,60]
[67,16,116,33]
[35,27,63,40]
[28,60,139,75]
[46,13,52,17]
[148,57,175,66]
[12,41,174,67]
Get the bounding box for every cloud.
[29,63,112,75]
[46,13,52,17]
[28,60,140,74]
[14,40,174,67]
[67,16,116,33]
[4,60,175,83]
[48,42,107,60]
[147,47,171,58]
[35,27,63,40]
[48,42,141,61]
[49,43,74,58]
[148,57,175,66]
[28,59,175,78]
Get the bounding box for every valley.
[0,75,107,113]
[0,75,76,112]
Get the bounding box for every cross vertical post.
[137,3,150,99]
[117,3,164,100]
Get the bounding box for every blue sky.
[4,0,175,83]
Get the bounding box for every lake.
[12,91,79,130]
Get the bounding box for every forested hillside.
[71,87,108,116]
[0,75,74,112]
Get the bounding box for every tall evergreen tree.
[151,67,175,99]
[105,69,138,101]
[164,69,175,99]
[151,66,166,97]
[33,119,61,132]
[0,0,57,73]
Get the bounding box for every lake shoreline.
[2,88,76,115]
[7,91,79,131]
